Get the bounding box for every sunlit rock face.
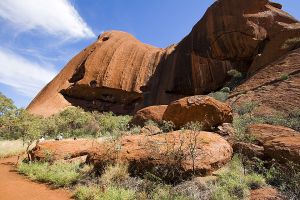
[27,0,300,116]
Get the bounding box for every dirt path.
[0,157,72,200]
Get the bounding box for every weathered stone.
[264,135,300,164]
[130,105,167,127]
[87,131,233,181]
[30,139,98,161]
[246,124,298,145]
[162,96,233,129]
[27,0,300,117]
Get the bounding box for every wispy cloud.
[0,48,57,97]
[0,0,95,39]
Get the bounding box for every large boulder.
[264,135,300,165]
[87,131,233,182]
[27,0,300,117]
[130,105,167,126]
[237,124,300,164]
[246,124,298,145]
[162,96,233,129]
[30,139,97,161]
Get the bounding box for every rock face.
[130,105,167,126]
[228,49,300,115]
[162,96,233,129]
[87,131,233,182]
[27,0,300,117]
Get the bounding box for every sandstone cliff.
[27,0,300,116]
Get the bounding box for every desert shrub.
[279,74,290,81]
[151,185,190,200]
[161,121,175,133]
[245,158,300,199]
[99,187,136,200]
[281,37,300,50]
[94,112,131,138]
[208,91,229,102]
[233,102,258,116]
[75,185,102,200]
[226,69,244,89]
[0,140,27,158]
[100,163,130,186]
[54,107,100,138]
[213,156,266,200]
[18,161,84,187]
[74,185,136,200]
[183,121,203,131]
[232,115,262,142]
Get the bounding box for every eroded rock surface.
[87,131,233,182]
[130,105,168,126]
[162,96,233,129]
[30,139,98,161]
[27,0,300,117]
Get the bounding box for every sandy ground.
[0,157,72,200]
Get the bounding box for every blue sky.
[0,0,299,108]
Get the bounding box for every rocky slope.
[27,0,300,116]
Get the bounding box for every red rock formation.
[87,131,233,181]
[30,139,97,161]
[162,96,233,129]
[130,105,168,126]
[27,0,300,116]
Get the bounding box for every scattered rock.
[162,96,233,129]
[130,105,167,126]
[87,131,233,182]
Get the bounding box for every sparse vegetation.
[213,156,266,200]
[281,37,300,50]
[208,91,229,102]
[18,161,87,187]
[0,140,27,158]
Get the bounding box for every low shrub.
[74,185,136,200]
[100,163,130,186]
[74,185,102,200]
[208,91,229,102]
[0,140,27,158]
[245,158,300,199]
[151,185,189,200]
[18,161,84,187]
[281,37,300,50]
[213,156,266,200]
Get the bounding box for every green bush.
[100,163,130,186]
[74,185,136,200]
[151,185,190,200]
[213,156,266,200]
[208,91,229,102]
[18,161,83,187]
[94,112,131,138]
[75,185,102,200]
[245,158,300,199]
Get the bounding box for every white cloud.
[0,0,95,39]
[0,48,57,97]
